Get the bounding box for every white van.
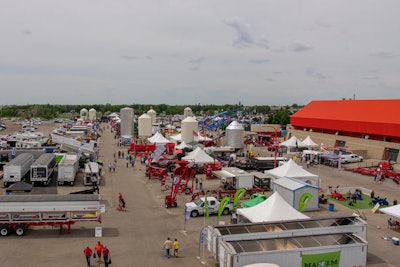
[340,154,363,164]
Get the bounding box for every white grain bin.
[184,107,193,118]
[80,108,88,121]
[181,116,198,144]
[138,113,152,137]
[88,108,97,121]
[226,121,244,149]
[147,107,156,124]
[120,107,134,137]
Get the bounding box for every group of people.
[83,241,111,267]
[163,237,179,258]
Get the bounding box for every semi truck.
[3,153,35,187]
[57,154,79,186]
[30,153,56,186]
[0,194,102,236]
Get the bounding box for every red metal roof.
[290,99,400,138]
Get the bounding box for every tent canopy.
[182,147,215,164]
[266,159,319,180]
[236,192,309,222]
[148,132,170,144]
[380,205,400,220]
[302,136,319,148]
[279,136,307,148]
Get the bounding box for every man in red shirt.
[94,241,104,260]
[83,246,92,267]
[102,246,111,267]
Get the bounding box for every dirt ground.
[1,120,400,267]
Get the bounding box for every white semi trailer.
[3,153,35,187]
[30,153,56,186]
[0,194,102,236]
[57,154,79,186]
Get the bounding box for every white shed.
[273,176,319,211]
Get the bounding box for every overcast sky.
[1,0,400,106]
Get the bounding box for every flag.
[320,143,328,152]
[204,195,209,218]
[233,188,246,207]
[218,196,231,217]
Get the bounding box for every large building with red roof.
[289,99,400,163]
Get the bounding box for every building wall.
[287,128,400,164]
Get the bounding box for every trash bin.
[328,203,334,212]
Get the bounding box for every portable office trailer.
[207,216,367,261]
[30,153,56,186]
[250,171,271,191]
[57,154,79,186]
[3,153,35,187]
[218,233,367,267]
[273,176,320,212]
[84,162,100,186]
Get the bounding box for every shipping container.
[3,153,35,187]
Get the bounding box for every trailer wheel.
[167,164,175,172]
[0,224,11,236]
[164,185,170,190]
[191,210,199,217]
[70,181,75,186]
[3,182,8,187]
[15,224,26,236]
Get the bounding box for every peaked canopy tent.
[265,159,320,187]
[380,205,400,220]
[147,132,170,144]
[175,141,192,150]
[302,136,319,149]
[279,136,307,153]
[182,147,215,164]
[169,133,182,143]
[236,192,310,223]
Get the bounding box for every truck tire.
[0,224,11,236]
[167,164,175,172]
[15,224,26,236]
[3,182,8,187]
[222,208,230,216]
[191,210,199,217]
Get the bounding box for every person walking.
[108,163,112,172]
[102,246,111,267]
[163,237,173,258]
[199,178,203,190]
[94,241,104,261]
[83,246,93,267]
[173,238,179,258]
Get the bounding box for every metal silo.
[80,108,88,121]
[88,108,97,121]
[138,113,152,137]
[226,121,244,148]
[181,116,198,144]
[184,107,193,118]
[147,107,156,124]
[120,107,134,137]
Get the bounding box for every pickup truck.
[184,196,234,217]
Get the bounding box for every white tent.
[236,192,309,222]
[147,132,170,144]
[265,159,320,187]
[279,135,307,148]
[182,147,214,164]
[302,136,319,148]
[380,205,400,220]
[169,133,182,142]
[175,141,192,150]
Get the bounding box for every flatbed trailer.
[0,194,102,236]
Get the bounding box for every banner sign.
[218,196,231,217]
[302,251,341,267]
[299,193,312,212]
[233,188,246,207]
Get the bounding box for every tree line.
[0,103,302,125]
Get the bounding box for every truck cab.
[185,196,231,217]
